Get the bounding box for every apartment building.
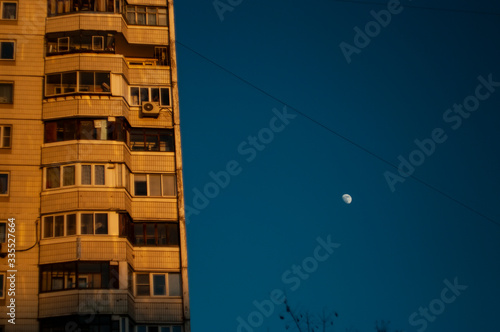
[0,1,190,331]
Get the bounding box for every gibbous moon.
[342,194,352,204]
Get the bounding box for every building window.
[45,165,75,189]
[125,5,167,26]
[154,47,169,66]
[134,272,181,297]
[82,164,105,185]
[40,262,117,292]
[129,222,179,247]
[0,125,11,148]
[44,118,126,143]
[133,174,176,197]
[0,41,14,60]
[129,128,174,152]
[0,83,13,104]
[136,327,182,332]
[0,273,4,299]
[81,213,108,235]
[45,71,110,96]
[0,173,8,196]
[0,222,5,243]
[42,214,77,238]
[47,32,115,56]
[48,0,119,16]
[42,213,105,238]
[129,87,170,106]
[1,2,17,20]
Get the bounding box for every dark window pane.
[79,72,94,92]
[136,273,149,296]
[157,224,167,245]
[134,223,144,245]
[64,120,77,141]
[151,88,159,102]
[95,213,108,234]
[2,3,17,19]
[54,215,64,237]
[80,120,95,140]
[145,223,155,245]
[0,83,13,103]
[63,166,75,186]
[1,42,14,59]
[140,87,149,103]
[95,72,110,92]
[46,74,61,95]
[67,214,76,235]
[44,122,57,143]
[149,174,161,196]
[130,87,139,105]
[0,173,7,195]
[46,167,60,189]
[43,216,54,238]
[62,72,76,93]
[0,223,5,243]
[153,274,166,295]
[81,214,94,234]
[167,223,179,246]
[134,174,147,196]
[160,88,170,106]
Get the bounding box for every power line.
[330,0,500,17]
[177,41,500,229]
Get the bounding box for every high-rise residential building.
[0,1,190,331]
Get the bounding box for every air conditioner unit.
[141,102,160,117]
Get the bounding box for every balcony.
[46,13,169,45]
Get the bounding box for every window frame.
[42,212,107,239]
[129,86,170,106]
[0,125,11,148]
[0,1,17,20]
[81,164,106,186]
[44,165,76,189]
[128,128,174,152]
[45,71,111,97]
[134,272,181,297]
[0,40,15,60]
[0,222,5,243]
[129,222,179,247]
[125,5,167,26]
[0,82,13,104]
[0,172,9,196]
[0,273,4,299]
[133,173,177,197]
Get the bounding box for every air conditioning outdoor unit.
[141,102,160,117]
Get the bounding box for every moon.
[342,194,352,204]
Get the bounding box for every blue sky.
[173,1,500,331]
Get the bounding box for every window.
[42,214,77,238]
[129,128,174,152]
[1,2,17,20]
[48,0,118,16]
[134,272,181,297]
[129,222,179,247]
[44,118,126,143]
[125,5,167,26]
[0,223,5,243]
[0,273,4,299]
[81,213,108,235]
[0,83,13,104]
[0,41,15,60]
[0,173,8,196]
[129,87,170,106]
[0,125,11,148]
[133,174,176,197]
[82,164,106,186]
[135,326,182,332]
[45,71,110,96]
[40,262,116,292]
[154,47,169,66]
[45,165,75,189]
[47,32,115,55]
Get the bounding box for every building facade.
[0,1,190,331]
